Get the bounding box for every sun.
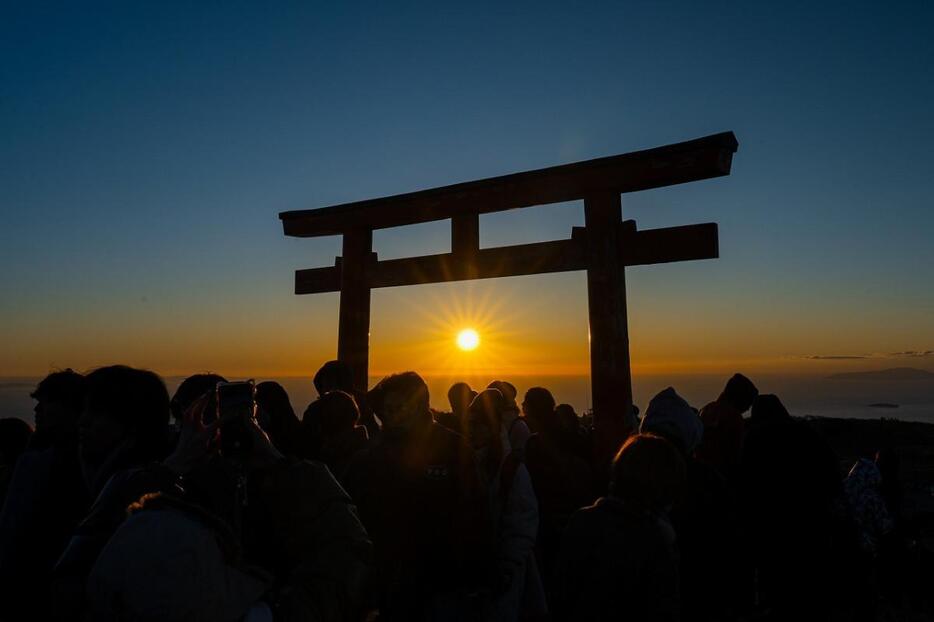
[456,328,480,351]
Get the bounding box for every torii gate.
[280,131,738,460]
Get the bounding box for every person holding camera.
[52,369,373,622]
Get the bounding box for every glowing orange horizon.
[4,275,931,381]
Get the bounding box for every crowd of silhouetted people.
[0,363,931,621]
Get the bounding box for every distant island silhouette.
[827,367,934,381]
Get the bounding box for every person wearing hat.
[641,387,742,622]
[740,393,844,620]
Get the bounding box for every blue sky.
[1,0,932,376]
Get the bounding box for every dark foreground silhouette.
[0,365,932,621]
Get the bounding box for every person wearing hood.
[845,458,893,557]
[342,372,493,621]
[301,389,369,484]
[739,393,844,620]
[640,387,741,622]
[554,433,686,622]
[467,389,546,621]
[86,492,273,622]
[696,373,758,481]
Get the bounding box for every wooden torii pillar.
[280,132,738,461]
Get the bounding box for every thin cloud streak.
[799,350,934,360]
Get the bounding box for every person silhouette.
[255,380,302,456]
[522,386,594,601]
[490,380,531,457]
[52,365,175,620]
[314,360,380,439]
[301,389,369,484]
[87,377,373,621]
[435,381,476,434]
[0,371,88,621]
[170,374,227,429]
[554,433,686,621]
[0,418,33,503]
[640,387,740,621]
[449,382,476,418]
[467,388,546,620]
[739,393,844,620]
[342,372,492,621]
[696,373,758,480]
[169,373,227,450]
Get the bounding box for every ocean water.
[4,373,933,426]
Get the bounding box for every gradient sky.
[2,1,933,380]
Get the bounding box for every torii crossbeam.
[280,131,738,459]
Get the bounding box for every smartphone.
[216,380,256,459]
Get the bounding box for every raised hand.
[164,393,218,475]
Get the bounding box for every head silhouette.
[30,369,87,441]
[554,403,582,443]
[487,380,517,403]
[254,381,300,450]
[555,403,578,426]
[750,393,791,426]
[314,360,354,396]
[447,382,476,418]
[522,387,556,434]
[720,373,758,413]
[304,391,359,436]
[610,433,686,512]
[467,389,508,449]
[368,372,430,433]
[80,365,170,466]
[170,373,227,423]
[640,387,703,456]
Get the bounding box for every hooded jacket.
[844,458,893,555]
[86,493,270,622]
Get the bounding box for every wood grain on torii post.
[336,229,372,393]
[584,192,632,460]
[279,131,738,462]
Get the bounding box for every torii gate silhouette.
[280,131,738,461]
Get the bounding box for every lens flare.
[456,328,480,351]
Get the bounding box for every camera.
[215,380,256,460]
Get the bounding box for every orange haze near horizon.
[4,275,931,382]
